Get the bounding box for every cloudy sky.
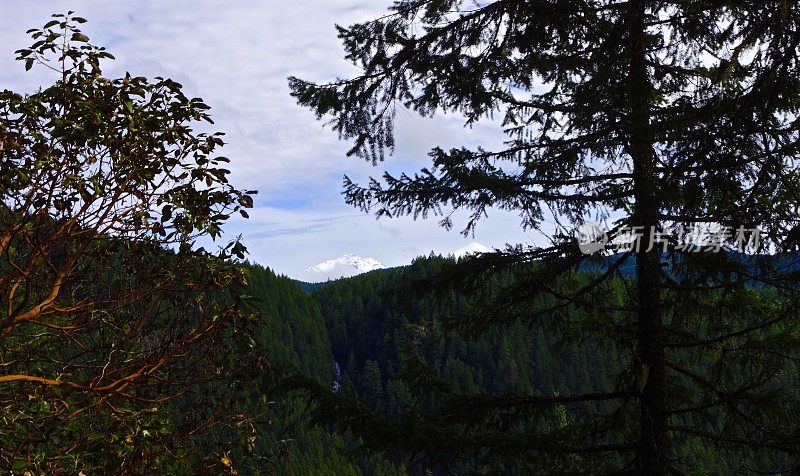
[0,1,543,278]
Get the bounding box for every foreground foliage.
[0,14,257,473]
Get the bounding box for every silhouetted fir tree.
[291,0,800,473]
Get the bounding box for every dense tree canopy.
[291,0,800,473]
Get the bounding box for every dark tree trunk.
[626,0,667,472]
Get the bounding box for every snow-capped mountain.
[302,254,385,282]
[453,241,492,259]
[299,243,492,282]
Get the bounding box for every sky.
[0,1,541,279]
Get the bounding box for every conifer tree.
[291,1,800,472]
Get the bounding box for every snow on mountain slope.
[298,242,492,283]
[301,254,385,282]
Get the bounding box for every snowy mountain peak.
[453,242,492,258]
[299,244,492,283]
[302,254,385,282]
[306,254,384,274]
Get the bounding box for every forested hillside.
[310,257,620,473]
[249,257,620,473]
[239,263,403,475]
[314,257,618,407]
[250,254,798,474]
